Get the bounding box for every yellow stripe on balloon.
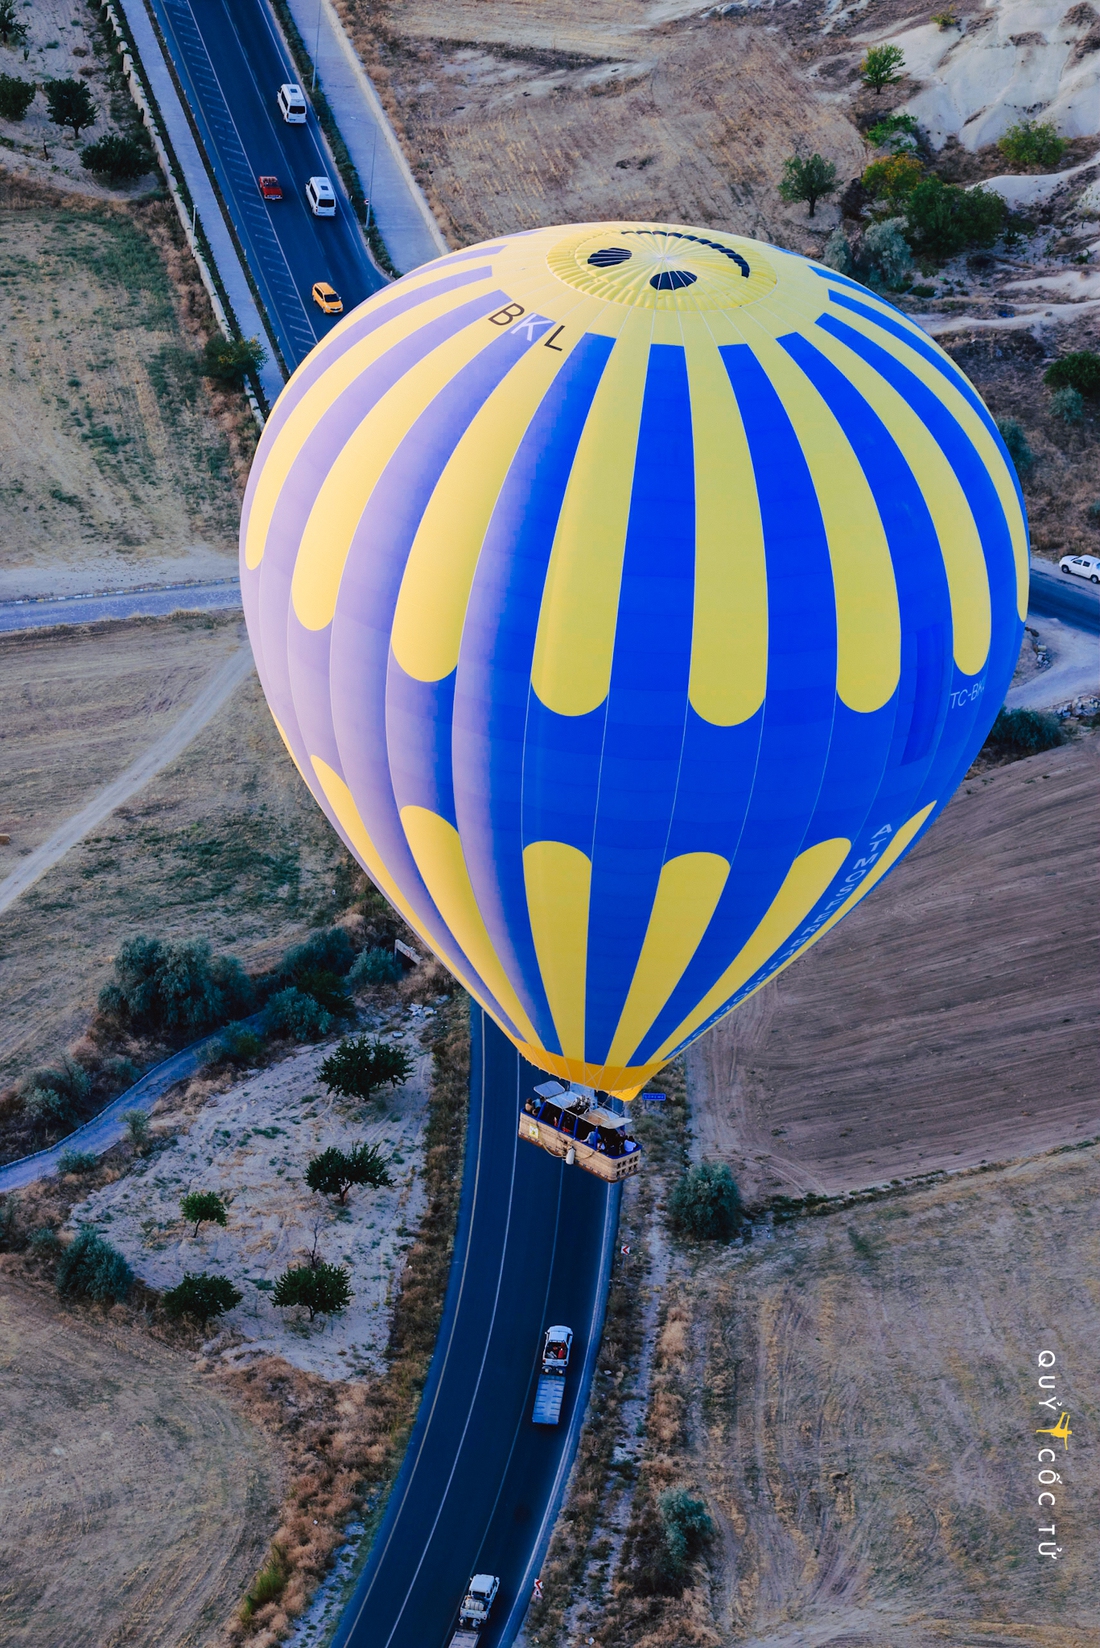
[740,320,901,713]
[683,322,768,726]
[292,320,507,633]
[606,851,730,1071]
[244,273,497,573]
[824,302,1028,621]
[391,333,582,683]
[530,308,653,716]
[806,320,991,677]
[400,805,543,1050]
[523,840,592,1064]
[653,836,852,1060]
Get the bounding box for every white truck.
[448,1574,499,1646]
[531,1325,573,1426]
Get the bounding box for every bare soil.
[0,1267,281,1648]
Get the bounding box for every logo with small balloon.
[1034,1350,1070,1563]
[547,224,778,310]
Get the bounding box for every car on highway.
[449,1573,499,1644]
[1059,552,1100,584]
[306,174,336,217]
[257,174,282,200]
[312,281,343,314]
[277,81,307,123]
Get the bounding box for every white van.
[306,174,336,217]
[277,82,307,123]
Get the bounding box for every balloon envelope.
[241,222,1026,1097]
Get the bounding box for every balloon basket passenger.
[520,1082,643,1181]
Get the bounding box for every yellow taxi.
[311,281,343,314]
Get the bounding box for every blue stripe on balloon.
[633,341,838,1068]
[521,696,606,855]
[663,709,763,859]
[453,331,617,1056]
[585,343,697,1065]
[386,668,458,826]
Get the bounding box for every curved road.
[1028,557,1100,635]
[333,1010,619,1648]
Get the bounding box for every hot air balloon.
[240,222,1026,1171]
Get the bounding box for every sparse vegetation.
[44,77,97,140]
[55,1225,134,1303]
[998,118,1067,169]
[271,1260,352,1321]
[778,151,837,217]
[996,417,1035,475]
[305,1142,393,1204]
[81,132,154,181]
[319,1035,414,1102]
[667,1160,744,1241]
[181,1189,229,1237]
[860,44,906,95]
[163,1270,243,1326]
[1044,350,1100,397]
[0,71,35,120]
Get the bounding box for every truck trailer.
[448,1573,499,1646]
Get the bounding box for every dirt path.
[687,734,1100,1201]
[0,1271,280,1648]
[0,641,254,921]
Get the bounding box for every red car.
[257,175,283,201]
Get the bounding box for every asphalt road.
[333,1010,620,1648]
[146,0,384,370]
[1028,558,1100,635]
[0,580,242,632]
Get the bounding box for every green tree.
[262,985,334,1042]
[904,176,1005,258]
[319,1036,414,1101]
[98,935,253,1036]
[860,44,906,95]
[1044,350,1100,397]
[0,73,35,120]
[632,1487,714,1596]
[777,152,838,218]
[0,1,29,48]
[983,707,1066,760]
[45,78,96,140]
[202,335,267,387]
[180,1190,229,1238]
[82,132,154,181]
[271,1260,351,1321]
[305,1142,393,1204]
[348,946,402,987]
[998,119,1066,169]
[163,1271,242,1326]
[56,1226,134,1303]
[667,1161,743,1241]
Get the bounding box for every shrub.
[778,152,838,217]
[124,1108,150,1150]
[293,967,353,1018]
[278,926,356,982]
[862,217,912,287]
[29,1226,63,1257]
[163,1271,242,1326]
[865,111,919,151]
[667,1161,743,1241]
[982,707,1067,759]
[202,335,266,387]
[181,1190,229,1236]
[22,1056,91,1131]
[348,945,402,987]
[241,1547,289,1621]
[23,1085,73,1128]
[57,1148,98,1175]
[863,153,923,204]
[271,1260,351,1320]
[0,0,28,49]
[81,132,154,181]
[822,228,855,276]
[214,1021,266,1067]
[319,1035,414,1101]
[998,119,1067,169]
[305,1142,393,1203]
[1051,385,1085,424]
[1087,499,1100,523]
[1044,351,1100,397]
[56,1226,134,1303]
[633,1487,714,1595]
[262,985,334,1042]
[98,936,253,1036]
[996,418,1034,475]
[905,177,1006,258]
[0,1195,22,1253]
[44,77,96,139]
[106,1055,141,1092]
[931,8,959,26]
[0,73,35,121]
[860,44,905,94]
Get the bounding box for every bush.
[996,418,1034,476]
[305,1142,393,1203]
[862,153,923,204]
[1051,385,1085,425]
[44,77,96,139]
[865,111,919,151]
[0,73,35,121]
[294,967,353,1018]
[202,335,266,387]
[667,1161,743,1241]
[98,936,254,1037]
[271,1260,351,1321]
[778,152,838,217]
[181,1190,229,1236]
[22,1056,91,1131]
[905,177,1005,258]
[982,707,1067,759]
[214,1021,267,1067]
[124,1108,150,1150]
[241,1547,289,1621]
[998,119,1067,169]
[163,1271,242,1326]
[1044,351,1100,397]
[861,217,912,288]
[56,1226,134,1303]
[23,1086,72,1128]
[29,1226,63,1257]
[822,228,855,276]
[262,986,334,1042]
[860,44,905,94]
[319,1035,414,1101]
[633,1487,714,1595]
[57,1148,98,1176]
[1087,499,1100,523]
[348,946,402,988]
[278,927,356,982]
[81,132,154,181]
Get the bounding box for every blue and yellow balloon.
[241,222,1027,1098]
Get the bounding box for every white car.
[277,82,307,123]
[306,174,336,217]
[1059,553,1100,584]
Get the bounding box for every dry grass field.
[0,1269,281,1648]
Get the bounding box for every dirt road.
[0,1271,281,1648]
